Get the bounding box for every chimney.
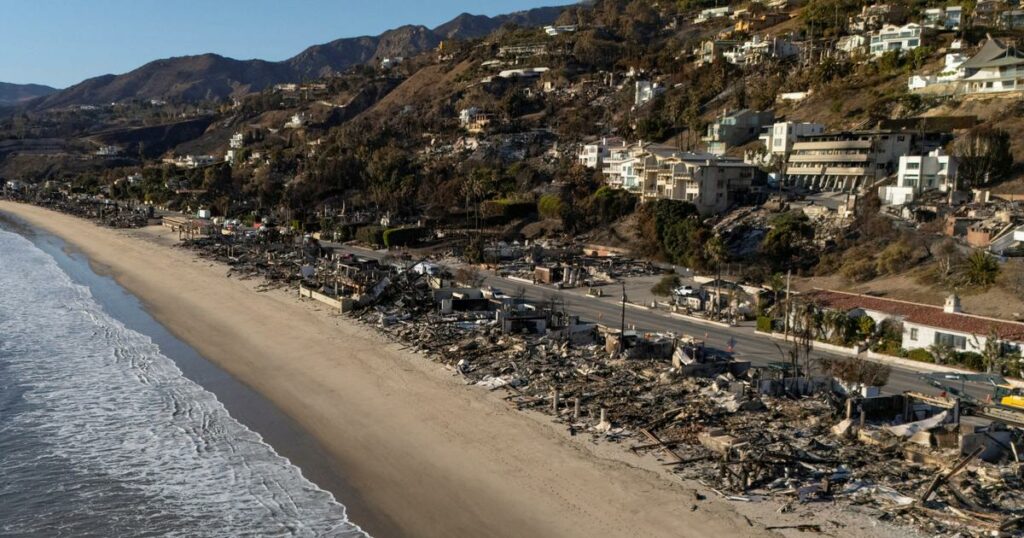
[944,294,962,314]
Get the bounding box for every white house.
[380,57,403,69]
[635,80,664,107]
[869,23,922,56]
[695,6,731,23]
[578,136,625,169]
[879,148,958,205]
[602,144,643,191]
[722,35,799,66]
[229,132,245,149]
[837,35,867,55]
[959,37,1024,94]
[285,113,307,129]
[544,25,577,36]
[759,121,825,158]
[908,52,968,90]
[810,290,1024,354]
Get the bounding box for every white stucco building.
[759,121,826,158]
[810,290,1024,354]
[879,148,958,205]
[869,23,922,56]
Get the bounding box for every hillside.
[0,82,58,106]
[24,6,565,110]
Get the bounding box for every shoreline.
[0,201,910,538]
[0,214,382,536]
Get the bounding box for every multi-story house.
[959,37,1024,94]
[784,131,914,191]
[848,3,903,32]
[581,140,761,215]
[869,23,922,56]
[758,121,825,158]
[702,109,775,155]
[637,152,760,215]
[836,35,867,55]
[694,39,741,65]
[722,35,799,66]
[878,149,958,205]
[923,6,963,29]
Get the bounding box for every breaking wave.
[0,229,366,537]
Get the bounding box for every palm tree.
[767,272,785,317]
[823,310,850,344]
[704,235,727,317]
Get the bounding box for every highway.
[329,243,998,403]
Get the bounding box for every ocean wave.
[0,230,367,537]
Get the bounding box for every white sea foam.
[0,229,367,537]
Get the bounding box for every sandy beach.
[0,202,864,538]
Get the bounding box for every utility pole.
[783,269,792,336]
[619,281,627,355]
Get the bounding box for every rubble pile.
[22,194,151,228]
[178,233,1024,536]
[354,281,1024,536]
[181,234,315,285]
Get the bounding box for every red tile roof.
[804,290,1024,341]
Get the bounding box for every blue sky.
[0,1,564,88]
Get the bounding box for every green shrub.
[650,274,680,296]
[907,348,935,363]
[857,316,876,338]
[538,194,565,220]
[355,225,385,246]
[480,199,536,221]
[955,351,985,371]
[756,316,773,333]
[382,227,425,248]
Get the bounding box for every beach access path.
[0,202,915,538]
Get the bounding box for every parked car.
[673,285,695,296]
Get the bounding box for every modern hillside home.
[869,23,922,56]
[878,149,959,205]
[959,37,1024,94]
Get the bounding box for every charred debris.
[161,232,1024,535]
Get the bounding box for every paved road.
[330,244,997,403]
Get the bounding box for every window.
[906,162,920,169]
[910,328,919,341]
[935,332,967,350]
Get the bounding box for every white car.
[673,285,695,296]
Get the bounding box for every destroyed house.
[806,290,1024,353]
[433,288,493,313]
[497,303,550,334]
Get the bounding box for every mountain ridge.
[0,82,59,106]
[27,5,567,110]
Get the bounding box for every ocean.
[0,225,367,537]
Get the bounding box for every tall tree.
[954,126,1013,189]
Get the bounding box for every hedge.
[907,348,934,363]
[756,316,773,333]
[382,227,425,248]
[355,225,385,246]
[480,199,536,221]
